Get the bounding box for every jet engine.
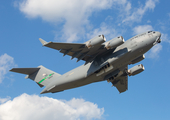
[85,35,106,49]
[104,36,124,50]
[130,55,145,64]
[128,64,145,76]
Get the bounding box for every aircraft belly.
[48,62,110,93]
[49,74,103,93]
[46,64,92,93]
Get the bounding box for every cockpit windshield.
[148,31,152,33]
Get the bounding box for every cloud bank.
[133,25,153,35]
[0,96,11,104]
[122,0,159,23]
[16,0,158,42]
[146,44,162,59]
[0,93,104,120]
[0,53,16,83]
[17,0,114,42]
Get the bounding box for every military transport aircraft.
[10,31,161,94]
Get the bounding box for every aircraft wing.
[39,38,107,63]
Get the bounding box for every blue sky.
[0,0,170,119]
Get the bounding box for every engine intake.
[85,35,106,49]
[104,36,124,50]
[128,64,145,76]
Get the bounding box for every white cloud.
[122,0,159,23]
[0,96,11,104]
[0,53,16,83]
[133,25,153,35]
[161,33,170,44]
[16,0,114,42]
[86,23,119,41]
[111,0,132,14]
[147,20,151,23]
[0,93,104,120]
[146,44,162,59]
[15,0,159,42]
[15,0,138,42]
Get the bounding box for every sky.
[0,0,170,120]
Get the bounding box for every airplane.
[10,31,161,94]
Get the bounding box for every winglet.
[39,38,48,46]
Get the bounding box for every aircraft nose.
[156,31,161,38]
[154,31,161,44]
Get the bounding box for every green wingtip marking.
[39,73,54,84]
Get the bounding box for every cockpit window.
[148,31,152,33]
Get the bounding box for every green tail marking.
[38,73,54,84]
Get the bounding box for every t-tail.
[10,65,61,87]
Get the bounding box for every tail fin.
[10,65,61,87]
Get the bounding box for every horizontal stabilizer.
[10,68,40,75]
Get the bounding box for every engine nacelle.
[104,36,124,50]
[85,35,106,49]
[130,55,145,64]
[128,64,145,76]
